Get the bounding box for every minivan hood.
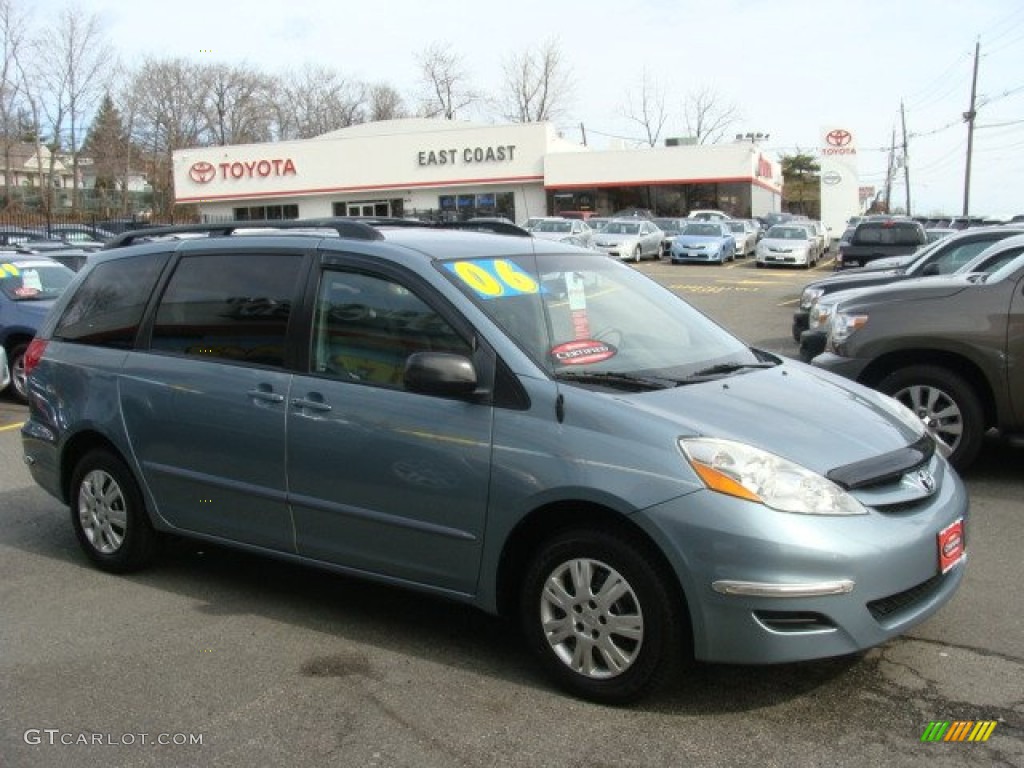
[624,362,924,474]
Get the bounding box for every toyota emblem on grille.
[826,129,853,147]
[189,161,216,184]
[902,468,936,494]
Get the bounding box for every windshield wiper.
[684,361,777,382]
[554,370,678,392]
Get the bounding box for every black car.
[793,225,1024,359]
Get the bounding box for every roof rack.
[104,218,386,249]
[104,216,533,249]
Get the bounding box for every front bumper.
[791,309,810,341]
[635,461,968,664]
[810,351,872,382]
[798,329,828,362]
[758,250,810,266]
[671,249,726,264]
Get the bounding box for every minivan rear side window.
[149,253,303,368]
[54,252,170,348]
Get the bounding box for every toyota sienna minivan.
[21,218,967,704]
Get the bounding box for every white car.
[756,223,819,268]
[687,209,731,222]
[592,219,664,262]
[529,217,595,248]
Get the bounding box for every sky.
[30,0,1024,217]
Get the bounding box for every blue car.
[0,255,76,401]
[670,222,736,264]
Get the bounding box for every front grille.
[867,573,945,622]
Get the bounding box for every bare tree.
[622,68,667,147]
[126,57,210,215]
[416,42,478,120]
[271,65,367,140]
[47,4,114,211]
[0,0,29,206]
[683,85,741,145]
[497,38,573,123]
[202,62,273,145]
[366,82,406,122]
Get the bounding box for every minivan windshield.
[440,251,769,387]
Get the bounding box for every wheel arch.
[857,350,997,429]
[494,500,691,630]
[59,431,133,505]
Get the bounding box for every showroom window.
[233,204,299,220]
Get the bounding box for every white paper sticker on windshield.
[22,269,42,291]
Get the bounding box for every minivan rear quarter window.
[54,252,170,348]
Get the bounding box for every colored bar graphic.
[921,720,997,742]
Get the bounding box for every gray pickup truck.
[835,219,927,270]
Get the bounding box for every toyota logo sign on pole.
[819,127,860,247]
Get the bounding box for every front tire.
[877,365,985,471]
[632,246,642,263]
[520,528,685,704]
[70,449,157,573]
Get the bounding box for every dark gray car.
[21,218,967,704]
[813,235,1024,470]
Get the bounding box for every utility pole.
[963,40,980,216]
[580,122,588,147]
[884,128,896,213]
[901,101,911,216]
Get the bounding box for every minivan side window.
[54,252,170,348]
[150,253,303,368]
[312,270,471,388]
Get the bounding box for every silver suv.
[22,218,967,704]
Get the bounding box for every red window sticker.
[550,340,617,366]
[937,518,965,574]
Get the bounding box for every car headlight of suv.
[829,311,869,345]
[800,286,824,309]
[679,438,867,515]
[808,302,835,331]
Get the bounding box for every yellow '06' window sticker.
[1,263,19,277]
[446,259,538,299]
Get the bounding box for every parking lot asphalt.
[1,256,1021,768]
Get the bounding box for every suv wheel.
[70,450,157,573]
[520,529,684,704]
[878,365,985,471]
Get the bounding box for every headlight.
[808,302,834,331]
[679,438,867,515]
[829,311,869,345]
[800,287,824,309]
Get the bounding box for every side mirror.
[404,352,479,397]
[921,263,941,276]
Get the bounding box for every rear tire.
[877,365,985,471]
[520,528,686,704]
[70,449,158,573]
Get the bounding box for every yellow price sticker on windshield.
[1,263,19,277]
[447,259,539,299]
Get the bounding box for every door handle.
[290,397,332,413]
[247,389,285,404]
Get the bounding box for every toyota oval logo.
[826,129,853,148]
[189,161,216,184]
[822,170,843,185]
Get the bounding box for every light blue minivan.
[21,219,967,703]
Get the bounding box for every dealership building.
[172,118,784,223]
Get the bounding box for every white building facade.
[172,118,783,223]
